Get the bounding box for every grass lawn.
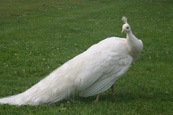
[0,0,172,114]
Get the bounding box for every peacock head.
[122,23,131,33]
[121,16,131,33]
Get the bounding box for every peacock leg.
[111,84,115,98]
[93,93,100,103]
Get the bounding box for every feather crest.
[122,16,128,24]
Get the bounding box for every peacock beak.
[121,29,125,33]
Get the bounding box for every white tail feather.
[0,66,76,105]
[0,52,89,106]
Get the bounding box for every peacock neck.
[126,31,135,41]
[126,31,142,61]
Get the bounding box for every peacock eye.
[126,27,129,29]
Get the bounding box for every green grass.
[0,0,172,114]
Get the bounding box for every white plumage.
[0,17,143,106]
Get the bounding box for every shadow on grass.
[0,92,171,107]
[114,92,172,103]
[53,91,172,106]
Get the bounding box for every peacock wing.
[78,54,133,97]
